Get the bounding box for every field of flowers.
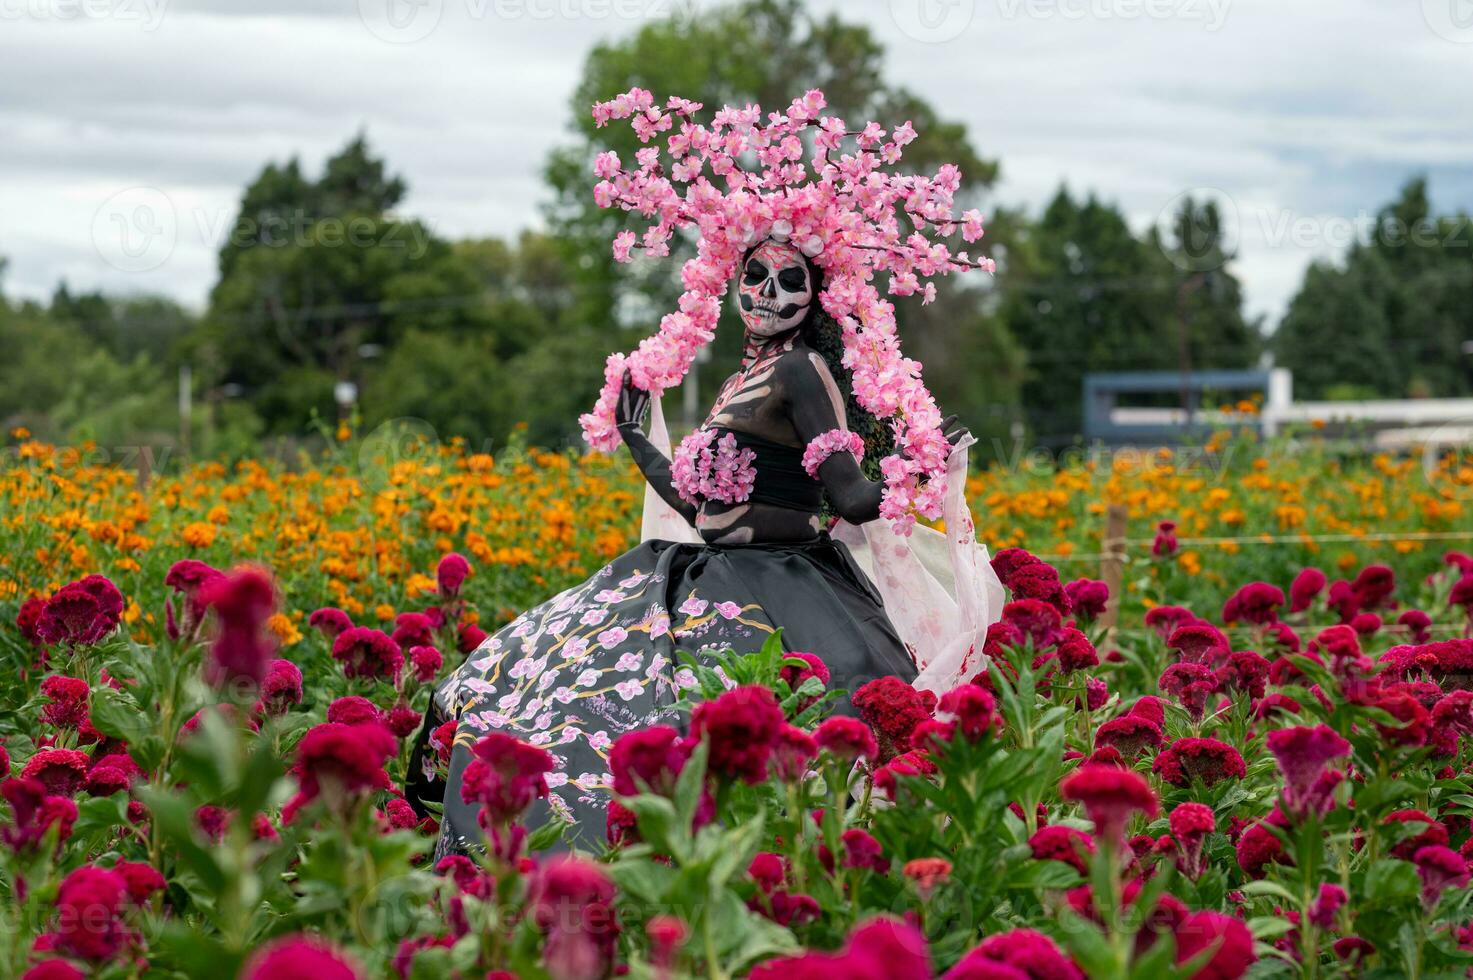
[3,425,1473,979]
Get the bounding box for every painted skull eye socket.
[777,267,808,291]
[743,261,768,286]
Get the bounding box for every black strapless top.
[708,426,823,513]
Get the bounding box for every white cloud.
[0,0,1469,331]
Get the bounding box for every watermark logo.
[1420,419,1473,504]
[1154,187,1240,274]
[356,417,442,497]
[890,0,976,43]
[0,0,168,30]
[358,0,443,43]
[1423,0,1473,43]
[91,186,177,273]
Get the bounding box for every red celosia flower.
[749,852,786,893]
[260,659,303,716]
[1221,582,1284,626]
[949,928,1082,980]
[1128,695,1165,725]
[332,627,405,681]
[1152,521,1178,557]
[113,860,166,904]
[873,750,938,801]
[1215,650,1269,699]
[1308,883,1346,930]
[936,684,998,741]
[606,800,638,847]
[1382,639,1473,689]
[37,576,124,646]
[1172,909,1256,979]
[991,547,1042,583]
[289,721,396,815]
[1326,579,1359,623]
[609,725,687,796]
[308,607,354,639]
[200,567,278,688]
[814,716,878,762]
[387,705,422,738]
[21,749,90,796]
[691,685,786,784]
[1061,764,1158,847]
[382,797,419,831]
[409,645,443,683]
[240,935,363,979]
[390,612,435,649]
[903,858,953,898]
[771,725,818,782]
[1236,808,1291,877]
[1352,564,1395,610]
[1064,578,1110,620]
[1,777,77,853]
[436,552,472,598]
[1158,662,1218,719]
[1007,562,1068,611]
[1333,937,1374,964]
[457,622,488,653]
[16,595,47,647]
[1169,802,1215,880]
[1166,623,1230,665]
[1055,628,1099,673]
[1452,576,1473,612]
[1398,609,1433,644]
[327,695,384,727]
[1413,845,1468,909]
[44,865,132,961]
[840,828,887,872]
[39,676,91,732]
[1028,824,1095,875]
[429,719,458,763]
[21,962,85,980]
[165,559,223,627]
[1153,737,1247,788]
[459,732,554,827]
[1265,621,1302,653]
[1289,567,1327,613]
[1143,605,1197,639]
[779,652,831,701]
[1349,612,1382,636]
[1093,714,1164,759]
[852,677,934,762]
[527,857,620,980]
[1001,599,1064,649]
[753,916,931,980]
[1371,690,1431,746]
[1386,809,1449,860]
[1265,725,1350,818]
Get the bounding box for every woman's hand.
[614,369,651,431]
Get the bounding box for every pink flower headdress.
[579,88,995,533]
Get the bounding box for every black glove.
[614,369,652,431]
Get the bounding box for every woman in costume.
[411,89,1003,855]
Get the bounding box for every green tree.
[1274,179,1473,399]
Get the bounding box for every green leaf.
[89,685,153,746]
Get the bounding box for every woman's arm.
[614,371,699,526]
[781,352,970,526]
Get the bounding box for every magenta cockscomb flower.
[1153,737,1247,788]
[1061,764,1158,848]
[1266,725,1351,818]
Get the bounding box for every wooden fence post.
[1100,504,1128,631]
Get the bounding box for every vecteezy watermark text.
[0,0,167,30]
[890,0,1231,44]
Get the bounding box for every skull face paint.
[737,240,813,338]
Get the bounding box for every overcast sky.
[2,0,1471,330]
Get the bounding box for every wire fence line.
[1021,529,1473,564]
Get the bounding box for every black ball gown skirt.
[407,533,914,856]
